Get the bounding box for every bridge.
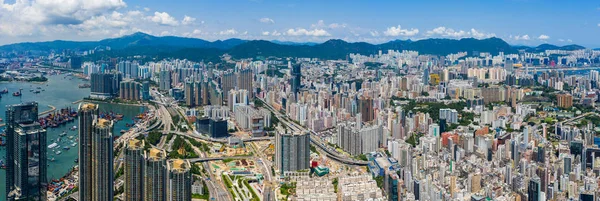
[188,156,252,163]
[560,112,597,124]
[166,131,273,144]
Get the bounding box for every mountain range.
[0,32,590,62]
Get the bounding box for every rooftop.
[148,148,166,160]
[128,139,144,149]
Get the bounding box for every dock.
[40,105,57,116]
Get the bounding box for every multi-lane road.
[258,98,369,166]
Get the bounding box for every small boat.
[49,158,55,162]
[12,91,21,97]
[0,88,8,94]
[71,143,77,147]
[56,137,61,142]
[48,143,59,149]
[60,131,67,137]
[63,147,70,150]
[33,91,40,94]
[74,158,78,163]
[55,151,62,155]
[70,126,77,131]
[36,87,41,89]
[120,130,126,134]
[68,136,74,140]
[0,118,3,122]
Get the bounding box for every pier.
[40,105,57,116]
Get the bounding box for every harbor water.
[0,74,145,200]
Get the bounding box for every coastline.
[81,98,147,107]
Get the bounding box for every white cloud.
[426,26,495,39]
[271,30,281,36]
[182,15,196,25]
[285,28,331,37]
[513,34,530,41]
[383,25,419,37]
[470,28,495,39]
[148,11,179,26]
[328,23,346,29]
[219,29,238,35]
[259,17,275,24]
[567,39,573,43]
[370,31,379,37]
[311,20,326,29]
[311,20,346,29]
[598,23,600,27]
[538,34,550,40]
[143,7,150,12]
[0,0,127,36]
[261,31,270,36]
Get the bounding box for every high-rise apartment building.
[79,103,114,201]
[221,72,236,102]
[78,103,98,201]
[275,131,310,172]
[120,80,141,101]
[159,70,172,91]
[556,93,573,108]
[290,64,301,99]
[184,80,195,106]
[91,118,114,201]
[168,159,192,201]
[145,148,167,201]
[125,139,145,201]
[90,72,122,99]
[5,102,47,201]
[237,69,253,99]
[359,96,374,123]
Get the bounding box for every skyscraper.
[275,131,310,172]
[5,102,47,201]
[168,159,192,201]
[193,81,202,106]
[159,70,172,91]
[528,177,540,201]
[79,103,114,201]
[385,171,400,201]
[237,68,253,99]
[125,139,145,201]
[423,67,430,85]
[145,148,167,201]
[78,103,98,201]
[290,64,301,99]
[221,72,236,102]
[184,80,195,106]
[92,118,115,201]
[90,72,122,99]
[359,96,374,123]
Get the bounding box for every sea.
[0,74,145,200]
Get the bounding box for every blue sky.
[0,0,599,47]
